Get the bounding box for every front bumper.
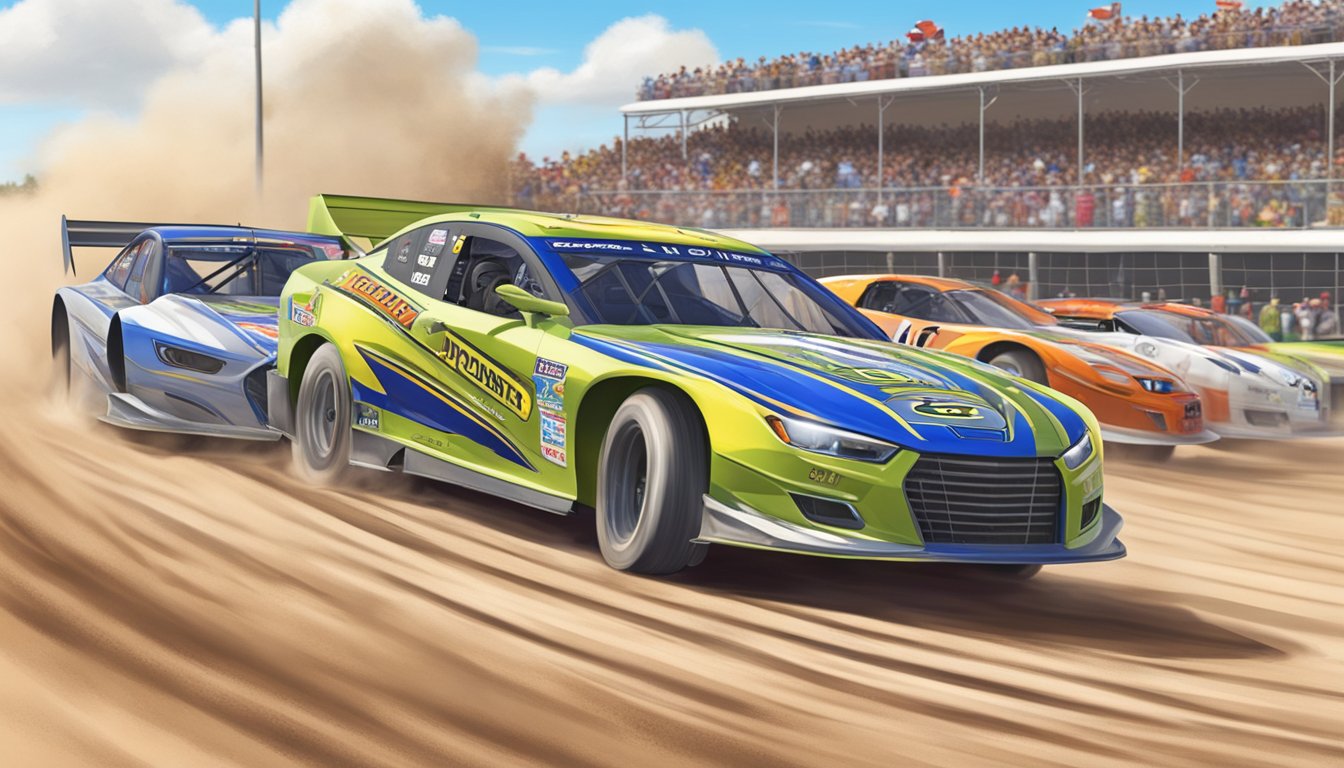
[696,495,1126,565]
[103,392,283,441]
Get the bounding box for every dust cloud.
[2,2,1344,765]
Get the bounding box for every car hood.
[141,295,280,356]
[573,325,1087,457]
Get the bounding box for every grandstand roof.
[621,41,1344,117]
[720,227,1344,253]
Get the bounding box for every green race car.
[266,195,1123,576]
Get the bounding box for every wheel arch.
[286,332,335,403]
[51,295,69,358]
[976,339,1053,377]
[572,375,709,508]
[107,314,126,392]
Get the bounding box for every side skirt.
[352,430,573,516]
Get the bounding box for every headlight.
[766,415,899,463]
[1135,377,1177,394]
[1061,433,1094,470]
[154,342,225,374]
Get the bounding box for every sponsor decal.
[396,241,411,263]
[422,229,448,257]
[1180,400,1203,433]
[437,330,533,420]
[533,357,568,411]
[807,467,840,486]
[540,409,566,448]
[533,375,563,411]
[355,403,380,430]
[548,240,635,252]
[824,365,921,386]
[337,272,421,328]
[534,358,568,380]
[912,402,981,419]
[541,444,567,467]
[289,296,316,327]
[411,271,432,286]
[418,253,439,268]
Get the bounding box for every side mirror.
[495,284,569,326]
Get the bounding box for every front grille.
[903,455,1062,545]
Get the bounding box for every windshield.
[1221,314,1275,345]
[1115,310,1198,343]
[947,290,1040,330]
[561,254,878,337]
[164,245,322,297]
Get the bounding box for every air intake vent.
[903,455,1062,545]
[1081,498,1102,530]
[790,494,864,530]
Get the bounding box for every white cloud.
[0,0,215,107]
[483,46,559,56]
[511,14,718,106]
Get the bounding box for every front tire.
[293,344,353,484]
[987,348,1048,384]
[596,388,708,574]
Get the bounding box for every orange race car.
[1038,298,1338,438]
[820,275,1216,456]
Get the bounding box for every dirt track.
[2,400,1342,767]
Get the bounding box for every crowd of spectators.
[510,105,1343,228]
[638,0,1344,100]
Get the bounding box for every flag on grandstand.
[1087,3,1121,20]
[1215,0,1243,10]
[906,19,944,43]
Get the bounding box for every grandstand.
[507,2,1344,306]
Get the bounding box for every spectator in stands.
[635,0,1344,101]
[1260,296,1284,340]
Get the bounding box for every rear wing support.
[60,217,158,276]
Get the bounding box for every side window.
[899,286,965,323]
[383,224,458,299]
[104,241,142,290]
[448,235,552,318]
[124,239,160,303]
[858,281,903,312]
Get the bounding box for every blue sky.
[1,0,1221,181]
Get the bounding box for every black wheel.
[596,387,708,574]
[1108,443,1176,463]
[981,564,1043,580]
[52,320,72,402]
[987,348,1048,384]
[293,344,353,484]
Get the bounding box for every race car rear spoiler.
[307,194,521,251]
[60,216,159,276]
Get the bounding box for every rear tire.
[987,348,1048,384]
[293,344,353,484]
[596,388,708,574]
[52,321,72,402]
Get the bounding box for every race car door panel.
[368,223,566,489]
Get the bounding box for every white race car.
[1041,301,1333,440]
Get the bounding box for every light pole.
[254,0,264,194]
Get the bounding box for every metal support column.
[937,251,947,278]
[772,104,781,190]
[1163,70,1198,170]
[1076,78,1084,182]
[976,87,997,183]
[253,0,263,195]
[680,110,688,160]
[621,113,628,183]
[877,96,894,198]
[1209,252,1223,302]
[1028,252,1040,302]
